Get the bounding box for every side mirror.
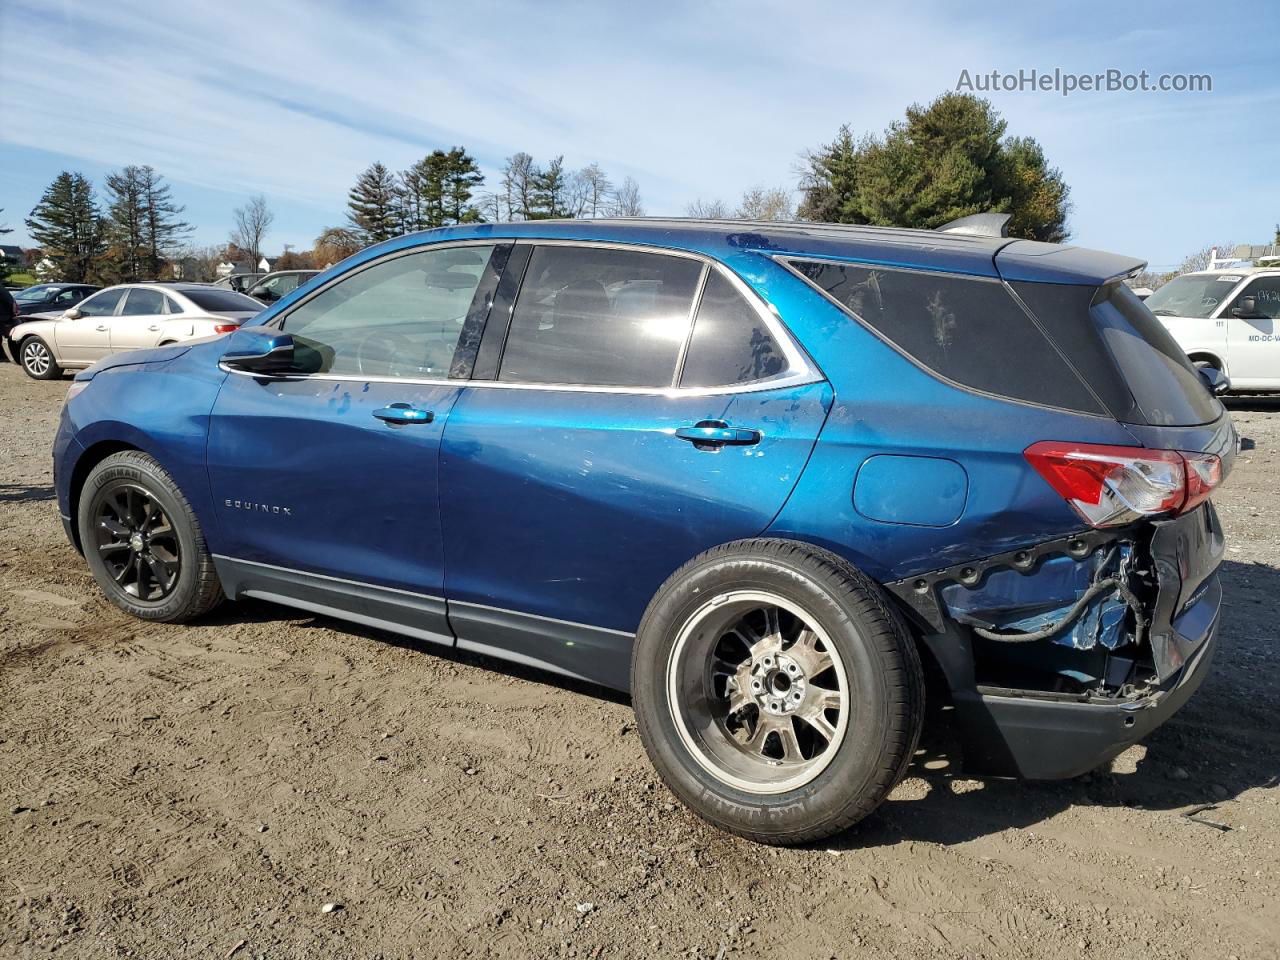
[249,286,275,301]
[63,307,83,320]
[1196,363,1230,397]
[1230,296,1258,318]
[220,328,294,374]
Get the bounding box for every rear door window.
[679,270,786,388]
[120,288,166,316]
[498,246,702,388]
[788,260,1103,414]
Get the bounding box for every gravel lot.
[1,361,1277,960]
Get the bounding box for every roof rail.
[936,213,1011,238]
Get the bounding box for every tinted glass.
[1230,276,1280,319]
[500,246,702,387]
[791,260,1102,414]
[1143,274,1242,318]
[184,290,261,313]
[164,296,184,314]
[282,245,493,378]
[121,288,166,315]
[680,271,786,387]
[1090,284,1220,426]
[77,289,124,317]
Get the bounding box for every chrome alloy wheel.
[22,340,52,377]
[92,483,182,602]
[667,591,850,794]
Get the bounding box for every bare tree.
[575,163,613,219]
[170,244,224,282]
[686,197,731,218]
[230,195,275,267]
[502,153,536,220]
[609,176,644,217]
[1177,241,1236,275]
[736,186,794,221]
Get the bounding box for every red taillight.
[1025,441,1222,528]
[213,323,239,335]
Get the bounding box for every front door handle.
[674,420,761,447]
[373,403,434,425]
[148,324,160,331]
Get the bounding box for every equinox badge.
[225,499,292,516]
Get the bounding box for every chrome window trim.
[226,238,825,397]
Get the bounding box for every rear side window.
[679,271,786,387]
[789,260,1103,414]
[499,246,702,388]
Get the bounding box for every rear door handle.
[674,420,761,447]
[373,403,434,425]
[147,324,160,331]
[95,325,109,332]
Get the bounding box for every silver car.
[12,283,262,380]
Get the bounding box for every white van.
[1145,266,1280,392]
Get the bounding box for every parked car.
[52,220,1231,844]
[245,269,320,304]
[13,282,261,379]
[12,283,100,317]
[214,273,265,294]
[1144,266,1280,391]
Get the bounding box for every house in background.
[0,244,24,272]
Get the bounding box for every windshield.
[1143,274,1243,318]
[15,285,56,302]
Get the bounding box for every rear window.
[184,290,263,313]
[1089,284,1221,426]
[788,260,1104,414]
[1010,281,1221,426]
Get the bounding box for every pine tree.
[530,156,568,219]
[797,93,1071,242]
[442,147,484,224]
[400,152,448,231]
[138,166,190,278]
[26,172,104,283]
[103,166,148,281]
[347,162,403,243]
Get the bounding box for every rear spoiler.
[995,240,1146,286]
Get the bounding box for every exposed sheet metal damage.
[887,507,1225,701]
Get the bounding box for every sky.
[1,0,1277,271]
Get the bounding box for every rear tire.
[631,538,924,845]
[78,451,224,622]
[20,336,62,380]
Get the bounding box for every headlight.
[65,380,90,403]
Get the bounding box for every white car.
[1145,267,1280,392]
[12,283,262,380]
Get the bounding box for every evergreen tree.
[347,162,403,243]
[103,166,148,281]
[797,93,1071,242]
[25,172,104,282]
[529,156,569,219]
[138,166,190,278]
[400,152,448,231]
[442,147,484,224]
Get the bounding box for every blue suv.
[53,219,1232,844]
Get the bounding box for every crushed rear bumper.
[903,505,1223,779]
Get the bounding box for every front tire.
[78,451,224,622]
[20,336,62,379]
[631,539,924,845]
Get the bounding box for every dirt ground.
[0,361,1277,960]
